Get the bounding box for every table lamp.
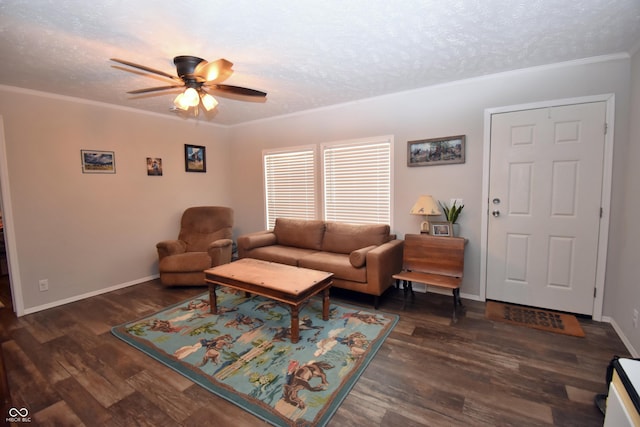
[410,195,441,233]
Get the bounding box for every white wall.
[605,48,640,356]
[0,87,231,314]
[228,55,632,321]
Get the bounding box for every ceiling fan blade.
[195,58,234,83]
[111,58,180,81]
[127,85,183,94]
[207,84,267,97]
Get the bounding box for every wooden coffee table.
[204,258,333,343]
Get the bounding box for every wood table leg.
[209,284,218,314]
[290,305,300,343]
[451,288,464,323]
[451,288,461,323]
[402,280,413,311]
[322,287,330,321]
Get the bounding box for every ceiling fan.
[110,55,267,114]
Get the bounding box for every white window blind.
[263,148,316,230]
[323,139,391,225]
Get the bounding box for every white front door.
[486,102,607,315]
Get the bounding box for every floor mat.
[486,301,585,337]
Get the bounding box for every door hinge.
[604,123,608,135]
[600,207,603,218]
[594,287,597,298]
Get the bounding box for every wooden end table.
[204,258,333,343]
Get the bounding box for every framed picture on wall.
[184,144,206,172]
[147,157,163,176]
[81,150,116,174]
[407,135,465,167]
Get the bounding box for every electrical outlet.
[634,309,638,328]
[450,198,464,207]
[39,279,48,292]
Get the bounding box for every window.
[263,136,393,228]
[322,137,392,224]
[263,147,316,230]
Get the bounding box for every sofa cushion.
[273,218,326,250]
[322,222,390,254]
[349,245,378,268]
[299,252,367,283]
[245,245,319,267]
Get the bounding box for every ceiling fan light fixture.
[173,93,189,110]
[111,56,266,118]
[182,87,199,107]
[201,92,218,111]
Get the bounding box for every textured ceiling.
[1,0,639,126]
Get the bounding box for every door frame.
[0,115,25,315]
[480,94,615,321]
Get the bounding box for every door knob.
[492,210,500,217]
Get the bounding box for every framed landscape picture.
[184,144,206,172]
[407,135,465,167]
[81,150,115,174]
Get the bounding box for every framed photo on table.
[184,144,206,172]
[430,221,452,237]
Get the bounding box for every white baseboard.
[22,275,160,315]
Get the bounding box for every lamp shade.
[173,93,189,110]
[201,92,218,111]
[182,87,199,107]
[410,195,441,216]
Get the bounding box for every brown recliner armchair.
[156,206,234,286]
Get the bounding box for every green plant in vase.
[439,201,464,235]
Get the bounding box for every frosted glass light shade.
[173,93,189,110]
[182,88,199,107]
[201,93,218,111]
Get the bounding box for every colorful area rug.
[112,290,397,426]
[486,301,585,337]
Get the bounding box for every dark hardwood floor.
[0,275,631,426]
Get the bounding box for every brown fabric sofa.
[157,206,234,286]
[237,218,404,307]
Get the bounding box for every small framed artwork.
[81,150,115,174]
[147,157,163,176]
[407,135,465,167]
[185,144,206,172]
[430,221,452,237]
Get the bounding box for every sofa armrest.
[156,239,187,260]
[349,245,378,267]
[208,238,233,266]
[364,239,405,296]
[237,231,277,257]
